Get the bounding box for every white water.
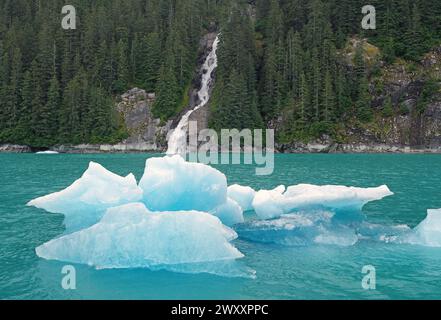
[166,35,220,156]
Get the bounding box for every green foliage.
[210,3,263,131]
[416,79,440,114]
[382,96,394,118]
[152,61,180,121]
[0,0,209,146]
[0,0,440,147]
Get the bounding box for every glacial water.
[1,153,441,300]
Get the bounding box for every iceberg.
[283,184,393,210]
[210,198,244,226]
[32,154,429,275]
[237,210,358,246]
[402,209,441,247]
[227,184,256,212]
[139,155,228,212]
[252,184,393,220]
[252,185,286,220]
[28,162,143,232]
[36,203,246,276]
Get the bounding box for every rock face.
[355,46,441,150]
[52,88,171,153]
[277,43,441,153]
[0,144,32,153]
[117,88,172,151]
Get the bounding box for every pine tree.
[96,40,114,92]
[153,49,180,121]
[335,65,351,119]
[259,0,285,120]
[32,74,59,146]
[404,3,424,61]
[298,72,310,128]
[114,39,129,93]
[142,33,161,91]
[321,69,335,122]
[59,72,83,143]
[311,47,321,122]
[36,23,55,97]
[382,96,394,117]
[16,70,33,142]
[354,43,366,101]
[356,75,373,122]
[4,47,22,130]
[285,30,303,97]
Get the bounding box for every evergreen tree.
[153,51,180,121]
[32,75,59,146]
[321,69,335,122]
[285,30,303,97]
[4,47,22,130]
[404,3,424,61]
[142,33,161,91]
[356,75,373,122]
[16,70,33,142]
[0,0,440,147]
[114,39,129,93]
[382,96,394,117]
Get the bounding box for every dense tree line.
[0,0,217,147]
[209,0,441,142]
[0,0,440,147]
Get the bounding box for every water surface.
[1,153,440,299]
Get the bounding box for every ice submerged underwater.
[28,155,441,278]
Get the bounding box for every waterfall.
[166,35,220,156]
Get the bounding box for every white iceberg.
[210,198,244,226]
[36,203,246,276]
[252,185,286,220]
[227,184,256,212]
[139,155,227,212]
[36,151,59,154]
[28,162,143,232]
[252,184,393,220]
[402,209,441,247]
[283,184,393,210]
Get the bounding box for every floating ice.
[139,155,227,212]
[36,151,59,154]
[252,184,393,220]
[227,185,256,212]
[357,222,411,243]
[32,154,441,276]
[252,185,286,220]
[28,162,143,232]
[283,184,393,211]
[36,203,247,276]
[402,209,441,247]
[211,198,244,226]
[237,211,358,246]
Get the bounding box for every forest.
[0,0,440,147]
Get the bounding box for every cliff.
[276,41,441,153]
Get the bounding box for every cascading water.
[166,35,220,156]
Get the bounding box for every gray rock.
[116,88,169,152]
[0,144,32,153]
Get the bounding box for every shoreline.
[1,143,441,154]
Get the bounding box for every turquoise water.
[1,153,441,299]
